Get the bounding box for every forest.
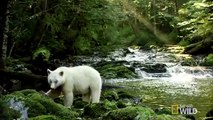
[0,0,213,120]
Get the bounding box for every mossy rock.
[97,63,137,79]
[117,91,135,99]
[155,114,190,120]
[30,115,60,120]
[154,107,172,115]
[1,89,78,119]
[0,100,21,120]
[116,100,127,108]
[141,63,167,73]
[83,100,118,118]
[102,91,119,101]
[73,100,89,109]
[103,106,155,120]
[202,54,213,66]
[181,58,197,66]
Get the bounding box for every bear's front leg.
[64,92,74,108]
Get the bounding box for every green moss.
[33,47,50,61]
[97,63,137,79]
[73,100,88,109]
[102,91,119,101]
[1,89,78,119]
[202,54,213,66]
[103,106,155,120]
[30,115,60,120]
[155,114,189,120]
[154,107,172,115]
[117,91,135,99]
[181,58,197,66]
[103,100,118,110]
[83,103,108,118]
[30,93,78,119]
[116,100,127,108]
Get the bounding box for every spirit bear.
[45,65,102,108]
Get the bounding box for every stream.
[57,46,213,119]
[103,47,213,120]
[74,46,212,120]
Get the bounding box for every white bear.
[45,65,102,108]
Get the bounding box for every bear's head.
[47,68,65,89]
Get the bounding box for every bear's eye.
[49,81,52,84]
[59,71,63,76]
[55,81,58,84]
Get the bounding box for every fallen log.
[0,69,49,91]
[184,38,213,55]
[0,69,121,92]
[0,69,47,81]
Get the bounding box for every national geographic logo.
[172,104,197,115]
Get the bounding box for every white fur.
[46,66,102,108]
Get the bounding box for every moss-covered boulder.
[83,100,118,118]
[181,57,197,66]
[30,115,60,120]
[0,100,21,120]
[103,106,155,120]
[0,89,78,119]
[154,107,172,115]
[96,62,137,79]
[155,114,190,120]
[102,91,119,101]
[141,63,167,73]
[202,54,213,66]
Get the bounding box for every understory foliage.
[175,0,213,44]
[6,0,212,59]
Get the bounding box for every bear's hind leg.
[64,92,74,108]
[82,93,91,103]
[91,88,101,103]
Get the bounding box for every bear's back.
[63,65,101,82]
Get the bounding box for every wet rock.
[0,89,78,119]
[0,100,21,120]
[141,63,167,73]
[102,106,155,120]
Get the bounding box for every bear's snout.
[50,83,56,89]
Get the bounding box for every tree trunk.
[30,0,48,51]
[151,0,157,35]
[0,69,49,91]
[0,0,10,69]
[174,0,178,15]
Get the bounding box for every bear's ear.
[59,71,64,76]
[47,69,52,75]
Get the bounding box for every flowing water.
[104,47,213,120]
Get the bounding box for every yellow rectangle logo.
[172,105,179,114]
